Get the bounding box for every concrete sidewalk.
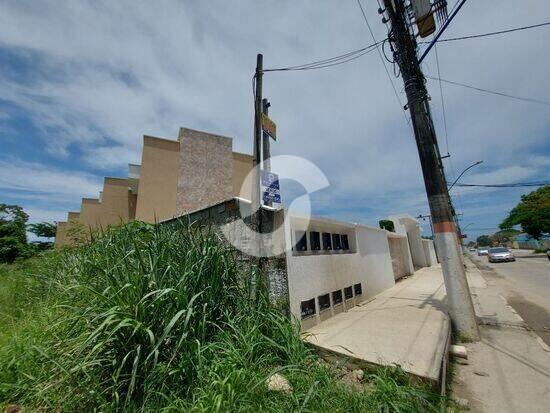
[452,258,550,413]
[303,265,451,384]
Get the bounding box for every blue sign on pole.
[261,171,281,205]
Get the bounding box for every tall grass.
[0,222,452,412]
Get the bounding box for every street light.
[461,222,475,231]
[448,160,483,191]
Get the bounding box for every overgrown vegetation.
[0,203,55,263]
[0,222,451,412]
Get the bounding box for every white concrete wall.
[422,239,438,266]
[387,235,414,279]
[407,229,428,268]
[285,216,396,327]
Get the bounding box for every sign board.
[261,113,277,140]
[261,170,281,205]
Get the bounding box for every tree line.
[0,203,56,263]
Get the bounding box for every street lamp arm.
[448,161,483,191]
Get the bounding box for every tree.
[28,222,57,239]
[476,235,492,247]
[0,203,30,263]
[379,219,395,232]
[500,185,550,239]
[491,229,520,245]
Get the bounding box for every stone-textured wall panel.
[177,128,234,214]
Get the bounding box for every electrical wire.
[262,20,550,74]
[356,0,413,131]
[426,75,550,106]
[263,42,381,72]
[456,182,550,188]
[435,21,550,43]
[434,45,450,155]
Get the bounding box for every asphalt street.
[473,250,550,346]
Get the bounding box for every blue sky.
[0,0,549,242]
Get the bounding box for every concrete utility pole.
[382,0,479,340]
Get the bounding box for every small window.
[322,232,332,250]
[354,283,362,296]
[301,298,316,319]
[341,234,349,250]
[332,290,343,305]
[295,230,307,251]
[310,231,321,250]
[318,293,330,311]
[344,286,353,300]
[332,233,342,250]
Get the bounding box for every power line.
[456,182,550,188]
[436,21,550,42]
[263,41,381,72]
[434,44,450,154]
[426,75,550,107]
[263,20,550,74]
[356,0,413,131]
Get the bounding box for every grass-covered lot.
[0,222,453,412]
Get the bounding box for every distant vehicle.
[469,247,476,252]
[488,247,515,263]
[477,247,489,256]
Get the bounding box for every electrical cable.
[435,21,550,43]
[426,75,550,106]
[455,182,550,188]
[356,0,413,131]
[263,42,381,72]
[263,21,550,73]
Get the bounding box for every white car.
[488,247,515,263]
[477,247,489,256]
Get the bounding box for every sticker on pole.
[261,113,277,140]
[261,170,281,205]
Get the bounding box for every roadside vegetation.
[0,222,452,412]
[0,203,56,263]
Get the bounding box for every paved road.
[473,250,550,346]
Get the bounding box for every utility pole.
[262,98,272,207]
[382,0,479,340]
[252,54,263,238]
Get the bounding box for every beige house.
[55,127,253,247]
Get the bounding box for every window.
[322,232,332,250]
[318,293,330,311]
[301,298,316,319]
[332,289,343,305]
[295,230,307,251]
[344,286,353,300]
[332,233,342,250]
[341,234,350,250]
[310,231,321,250]
[354,283,362,296]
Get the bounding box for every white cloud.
[0,159,102,199]
[0,0,549,228]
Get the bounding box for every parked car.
[477,247,489,256]
[488,247,515,263]
[469,247,476,252]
